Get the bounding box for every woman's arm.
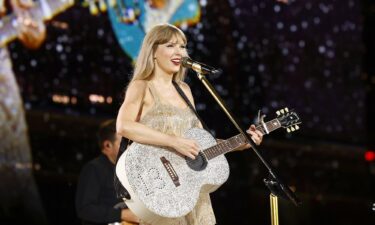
[116,80,199,159]
[179,82,263,149]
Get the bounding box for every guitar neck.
[202,118,281,160]
[0,0,74,47]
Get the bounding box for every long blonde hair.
[131,24,188,83]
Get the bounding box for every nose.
[174,46,184,55]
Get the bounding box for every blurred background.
[1,0,375,224]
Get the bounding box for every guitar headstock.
[275,107,301,133]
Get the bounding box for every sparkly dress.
[138,82,216,225]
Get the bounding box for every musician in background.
[0,0,47,223]
[116,23,263,225]
[75,119,140,225]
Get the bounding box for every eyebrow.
[166,41,186,45]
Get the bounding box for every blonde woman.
[116,23,263,225]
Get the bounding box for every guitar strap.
[172,80,211,133]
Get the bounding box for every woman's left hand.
[247,124,263,145]
[235,124,264,151]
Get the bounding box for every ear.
[102,140,113,152]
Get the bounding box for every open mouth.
[171,58,181,65]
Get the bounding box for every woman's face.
[153,35,187,76]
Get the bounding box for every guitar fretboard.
[202,118,281,160]
[255,118,281,135]
[0,0,73,46]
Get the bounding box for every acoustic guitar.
[116,108,301,224]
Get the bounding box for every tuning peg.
[99,0,107,12]
[287,128,291,133]
[291,127,296,132]
[280,109,285,114]
[295,125,300,130]
[276,110,280,116]
[89,0,99,15]
[284,107,289,112]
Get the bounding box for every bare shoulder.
[124,80,149,102]
[128,80,148,90]
[178,81,195,103]
[179,81,192,93]
[126,80,148,94]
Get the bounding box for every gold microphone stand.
[270,194,279,225]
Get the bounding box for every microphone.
[181,57,220,75]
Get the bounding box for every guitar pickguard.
[186,151,207,171]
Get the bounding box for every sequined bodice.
[140,82,200,137]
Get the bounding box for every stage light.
[106,96,113,104]
[364,150,375,162]
[89,94,105,104]
[52,94,70,104]
[71,97,78,105]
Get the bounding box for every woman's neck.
[152,69,174,85]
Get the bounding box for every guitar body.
[116,128,230,224]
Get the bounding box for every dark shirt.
[75,155,123,225]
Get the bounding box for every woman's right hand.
[170,136,200,160]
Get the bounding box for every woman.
[116,23,263,225]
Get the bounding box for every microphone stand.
[193,72,301,225]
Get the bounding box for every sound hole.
[186,152,207,171]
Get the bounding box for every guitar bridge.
[160,157,180,187]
